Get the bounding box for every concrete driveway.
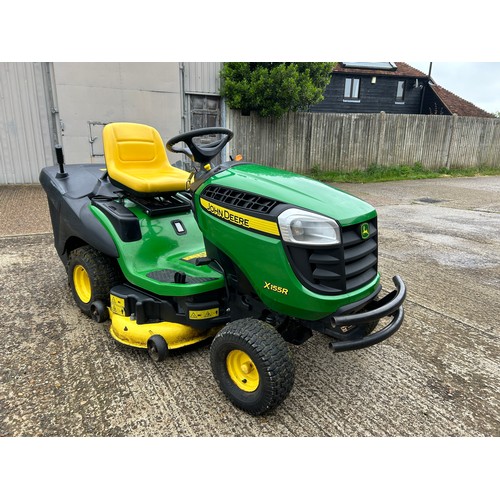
[0,177,499,437]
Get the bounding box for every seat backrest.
[103,122,190,196]
[103,122,171,174]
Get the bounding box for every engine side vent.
[201,185,278,214]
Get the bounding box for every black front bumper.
[313,275,406,352]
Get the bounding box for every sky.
[408,62,500,115]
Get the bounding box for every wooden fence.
[225,110,500,173]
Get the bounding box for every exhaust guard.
[314,275,406,353]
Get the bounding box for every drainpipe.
[419,62,432,115]
[45,62,63,158]
[179,63,187,134]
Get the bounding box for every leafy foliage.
[220,62,333,117]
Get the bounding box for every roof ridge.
[431,83,494,117]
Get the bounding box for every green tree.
[220,62,334,117]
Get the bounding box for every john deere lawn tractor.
[40,122,406,415]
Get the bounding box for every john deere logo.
[360,223,370,239]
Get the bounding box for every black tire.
[147,335,169,362]
[210,318,295,415]
[67,245,122,317]
[90,300,109,323]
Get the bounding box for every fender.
[40,165,119,262]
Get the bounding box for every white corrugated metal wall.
[0,62,223,183]
[0,62,55,184]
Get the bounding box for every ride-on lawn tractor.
[40,122,406,415]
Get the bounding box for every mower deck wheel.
[90,300,109,323]
[210,318,295,415]
[147,335,169,362]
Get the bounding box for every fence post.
[376,111,386,166]
[445,113,458,170]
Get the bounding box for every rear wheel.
[210,318,295,415]
[67,245,121,317]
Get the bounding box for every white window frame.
[343,77,360,102]
[395,80,405,104]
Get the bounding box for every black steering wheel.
[166,127,234,164]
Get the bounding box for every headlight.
[278,208,340,246]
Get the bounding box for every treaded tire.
[67,245,122,317]
[210,318,295,415]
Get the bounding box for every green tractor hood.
[200,163,376,226]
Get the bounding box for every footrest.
[147,269,218,284]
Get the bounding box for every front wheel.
[210,319,295,415]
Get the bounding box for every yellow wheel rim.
[226,349,260,392]
[73,264,92,303]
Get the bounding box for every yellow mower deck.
[109,309,218,350]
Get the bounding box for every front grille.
[286,218,378,295]
[201,185,278,214]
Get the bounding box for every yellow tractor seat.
[103,122,190,196]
